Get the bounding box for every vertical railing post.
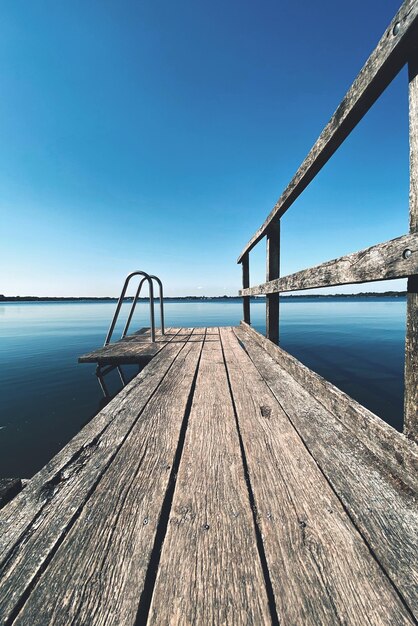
[242,253,250,324]
[404,51,418,442]
[266,220,280,344]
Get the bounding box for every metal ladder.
[104,270,165,345]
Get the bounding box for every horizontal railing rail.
[240,234,418,296]
[237,0,418,264]
[238,0,418,442]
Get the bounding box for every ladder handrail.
[104,271,156,345]
[121,274,165,339]
[122,274,164,338]
[150,275,165,336]
[122,276,147,339]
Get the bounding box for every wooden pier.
[0,325,416,624]
[78,327,173,365]
[1,1,418,624]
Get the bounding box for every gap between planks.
[234,326,418,622]
[0,329,201,625]
[221,327,415,625]
[147,329,273,624]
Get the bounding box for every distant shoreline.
[0,291,407,302]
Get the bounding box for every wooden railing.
[238,0,418,441]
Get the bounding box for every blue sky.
[0,0,410,296]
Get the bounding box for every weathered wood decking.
[1,326,417,625]
[78,327,174,364]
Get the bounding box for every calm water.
[0,298,406,478]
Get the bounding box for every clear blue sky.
[0,0,410,296]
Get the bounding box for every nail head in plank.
[221,328,414,625]
[147,335,272,624]
[238,321,418,492]
[234,327,418,619]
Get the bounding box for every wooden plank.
[205,327,220,334]
[233,327,418,619]
[405,275,418,441]
[0,478,22,509]
[237,0,418,263]
[78,327,163,362]
[78,327,182,364]
[0,331,196,623]
[242,253,250,324]
[405,52,418,441]
[79,343,158,364]
[240,233,418,296]
[266,221,280,343]
[6,334,203,626]
[220,328,415,624]
[0,329,192,555]
[147,335,272,624]
[238,322,418,492]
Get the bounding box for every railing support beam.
[266,221,280,344]
[404,51,418,442]
[242,254,250,325]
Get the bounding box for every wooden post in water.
[404,51,418,442]
[266,221,280,344]
[242,254,250,325]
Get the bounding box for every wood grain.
[266,221,280,343]
[9,335,204,626]
[2,325,416,624]
[147,333,272,625]
[238,321,418,492]
[79,327,182,364]
[0,335,187,557]
[242,253,251,324]
[0,479,22,509]
[237,0,418,262]
[405,52,418,441]
[221,328,414,625]
[234,327,418,620]
[0,332,196,624]
[240,233,418,295]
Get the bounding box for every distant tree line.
[0,291,407,302]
